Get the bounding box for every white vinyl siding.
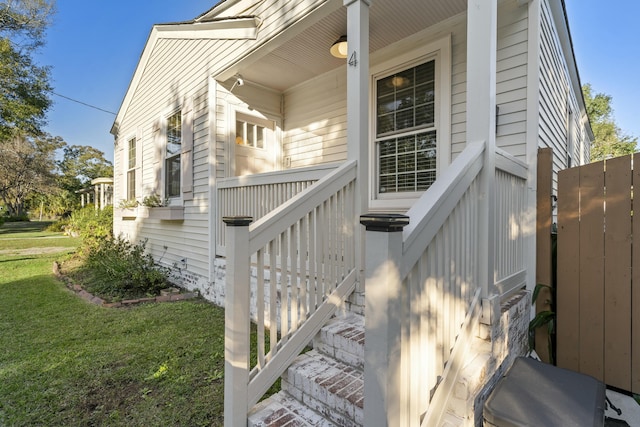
[496,0,529,160]
[283,69,348,168]
[538,0,584,184]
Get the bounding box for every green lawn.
[0,222,227,426]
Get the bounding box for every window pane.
[395,108,414,131]
[377,113,395,135]
[376,59,435,136]
[127,170,136,200]
[256,126,264,149]
[128,137,136,170]
[379,175,395,194]
[165,155,181,197]
[247,124,255,148]
[376,130,437,194]
[398,172,416,192]
[167,112,182,155]
[236,120,245,145]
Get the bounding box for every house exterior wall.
[496,0,529,159]
[113,39,214,295]
[113,0,585,306]
[537,0,590,187]
[283,1,531,169]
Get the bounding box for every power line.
[50,91,117,115]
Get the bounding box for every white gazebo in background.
[77,177,113,210]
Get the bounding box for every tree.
[583,83,637,162]
[58,145,113,188]
[0,0,55,141]
[0,132,62,216]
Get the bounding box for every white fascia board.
[548,0,589,125]
[195,0,246,22]
[156,17,260,40]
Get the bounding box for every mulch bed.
[52,261,198,308]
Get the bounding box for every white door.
[234,113,276,176]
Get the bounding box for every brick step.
[281,350,363,427]
[249,391,338,427]
[249,314,366,426]
[313,313,364,369]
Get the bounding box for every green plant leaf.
[529,310,555,331]
[532,283,552,305]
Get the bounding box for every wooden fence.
[556,153,640,393]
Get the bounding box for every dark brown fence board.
[578,161,605,381]
[557,166,581,372]
[633,153,640,393]
[603,156,632,390]
[536,148,553,363]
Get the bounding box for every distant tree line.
[0,0,112,219]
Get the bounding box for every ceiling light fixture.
[330,35,348,59]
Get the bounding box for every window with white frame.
[126,136,136,200]
[165,111,181,198]
[375,59,438,196]
[235,118,266,149]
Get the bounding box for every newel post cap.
[222,216,253,226]
[359,213,409,232]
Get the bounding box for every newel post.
[361,214,409,427]
[223,216,253,427]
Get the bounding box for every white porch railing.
[363,140,529,426]
[223,160,358,426]
[216,163,339,255]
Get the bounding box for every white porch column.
[345,0,370,281]
[466,0,498,309]
[101,183,106,210]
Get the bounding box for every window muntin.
[165,111,181,198]
[236,119,266,149]
[375,60,437,195]
[126,137,136,200]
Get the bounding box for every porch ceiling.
[234,0,466,92]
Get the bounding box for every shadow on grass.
[0,257,37,263]
[0,221,54,235]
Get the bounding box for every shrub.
[81,237,172,301]
[66,205,113,252]
[45,218,69,232]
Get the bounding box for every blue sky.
[37,1,640,163]
[37,1,214,162]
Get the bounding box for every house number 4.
[348,51,358,67]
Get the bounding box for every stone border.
[52,261,198,308]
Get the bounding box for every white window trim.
[162,107,183,205]
[369,34,451,211]
[227,105,282,177]
[126,134,137,201]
